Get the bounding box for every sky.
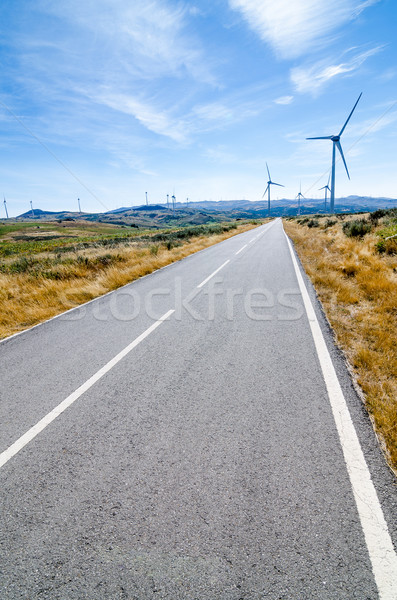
[0,0,397,216]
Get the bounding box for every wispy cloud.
[290,46,382,94]
[93,91,189,143]
[228,0,380,59]
[274,96,294,105]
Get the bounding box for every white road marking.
[235,244,248,255]
[0,310,175,470]
[197,260,230,288]
[285,230,397,600]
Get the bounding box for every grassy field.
[284,210,397,473]
[0,219,263,340]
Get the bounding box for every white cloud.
[291,46,382,94]
[94,92,188,143]
[274,95,294,105]
[228,0,380,59]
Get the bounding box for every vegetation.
[0,219,262,340]
[284,210,397,472]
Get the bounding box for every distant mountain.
[13,196,397,225]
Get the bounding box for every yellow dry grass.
[0,223,258,341]
[284,217,397,472]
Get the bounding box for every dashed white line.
[0,309,175,470]
[197,260,230,288]
[285,230,397,600]
[235,244,248,255]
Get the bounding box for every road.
[0,218,396,599]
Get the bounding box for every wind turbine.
[263,163,284,217]
[296,182,305,215]
[78,198,82,213]
[307,93,362,213]
[172,194,176,216]
[4,197,9,219]
[319,174,331,212]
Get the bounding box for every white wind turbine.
[263,163,284,217]
[296,182,305,215]
[307,93,362,213]
[319,174,331,212]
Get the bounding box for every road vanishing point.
[1,219,396,599]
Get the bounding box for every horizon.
[1,1,397,217]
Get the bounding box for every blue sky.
[1,0,396,215]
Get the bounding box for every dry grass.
[284,215,397,472]
[0,222,259,340]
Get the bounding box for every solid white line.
[284,231,397,600]
[197,260,230,288]
[0,309,175,470]
[235,244,248,255]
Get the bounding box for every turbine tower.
[296,182,305,216]
[319,175,331,212]
[4,197,9,219]
[78,198,81,213]
[262,163,284,217]
[307,93,362,213]
[145,192,148,206]
[172,194,176,217]
[30,200,34,217]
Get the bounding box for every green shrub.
[307,219,319,228]
[342,219,372,238]
[324,219,337,229]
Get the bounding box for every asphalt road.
[1,219,396,599]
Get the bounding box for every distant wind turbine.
[78,197,81,213]
[172,194,176,216]
[30,200,34,217]
[319,174,331,212]
[263,163,284,217]
[307,93,362,213]
[4,197,9,219]
[296,182,305,215]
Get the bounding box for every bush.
[376,237,397,255]
[298,217,309,225]
[324,219,337,229]
[342,219,372,238]
[307,219,319,228]
[370,209,386,223]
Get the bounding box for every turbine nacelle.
[306,93,362,212]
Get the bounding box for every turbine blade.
[262,185,269,198]
[336,141,350,179]
[339,92,362,137]
[306,136,333,140]
[266,162,271,180]
[272,182,284,188]
[319,185,326,191]
[327,172,331,186]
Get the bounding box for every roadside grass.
[0,220,262,340]
[284,212,397,472]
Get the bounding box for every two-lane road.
[1,219,396,599]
